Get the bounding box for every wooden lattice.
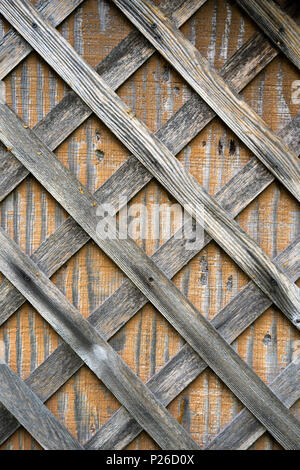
[0,0,299,450]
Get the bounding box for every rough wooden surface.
[0,229,199,450]
[0,115,299,447]
[1,0,299,327]
[113,0,300,203]
[236,0,300,70]
[0,0,84,81]
[0,0,203,201]
[1,98,300,449]
[0,357,83,449]
[0,0,299,450]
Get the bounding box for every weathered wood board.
[0,0,299,450]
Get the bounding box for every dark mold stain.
[263,333,272,345]
[229,139,236,155]
[226,275,233,291]
[218,139,223,155]
[96,149,105,161]
[162,65,170,82]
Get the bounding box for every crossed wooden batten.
[0,0,299,450]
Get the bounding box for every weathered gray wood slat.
[1,106,300,449]
[236,0,300,70]
[0,115,299,446]
[0,231,298,448]
[112,0,300,204]
[1,31,294,327]
[2,0,299,327]
[0,0,205,202]
[0,0,298,448]
[0,0,84,80]
[0,229,199,451]
[206,361,300,450]
[0,0,205,80]
[0,358,83,450]
[84,234,300,450]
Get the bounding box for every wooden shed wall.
[0,0,299,450]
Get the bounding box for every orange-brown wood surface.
[0,0,299,450]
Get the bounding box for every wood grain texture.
[0,231,298,449]
[0,0,84,80]
[112,0,300,203]
[0,0,205,202]
[1,31,297,326]
[0,0,299,450]
[0,357,83,450]
[1,0,299,326]
[0,112,299,447]
[236,0,300,70]
[0,106,300,448]
[0,102,300,450]
[206,359,300,450]
[84,234,300,449]
[0,228,199,451]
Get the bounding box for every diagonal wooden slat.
[0,0,84,80]
[88,354,300,450]
[206,360,300,449]
[2,0,299,327]
[112,0,300,203]
[0,114,299,447]
[0,228,199,451]
[2,31,298,327]
[0,0,206,201]
[83,234,300,450]
[0,0,298,450]
[0,357,83,450]
[1,104,300,450]
[236,0,300,70]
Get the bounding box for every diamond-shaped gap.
[111,301,185,382]
[54,114,132,193]
[117,49,192,134]
[44,363,122,446]
[114,0,262,134]
[124,365,244,450]
[115,178,188,256]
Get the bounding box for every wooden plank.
[0,0,85,80]
[1,0,299,326]
[1,31,293,326]
[0,113,299,446]
[112,0,300,203]
[0,0,205,80]
[83,234,300,449]
[236,0,300,70]
[0,228,199,451]
[0,357,83,450]
[206,359,300,450]
[0,106,300,449]
[0,233,299,448]
[0,28,295,327]
[0,0,206,202]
